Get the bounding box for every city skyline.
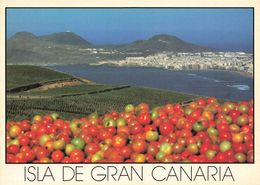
[7,8,253,52]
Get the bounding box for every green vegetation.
[119,34,213,54]
[40,32,92,46]
[7,65,196,120]
[7,32,129,66]
[7,32,212,66]
[7,65,72,90]
[7,87,195,120]
[16,84,114,97]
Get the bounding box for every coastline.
[8,64,252,101]
[8,62,253,79]
[89,63,253,79]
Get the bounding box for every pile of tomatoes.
[6,97,253,163]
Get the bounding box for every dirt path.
[37,80,82,91]
[8,77,94,93]
[7,85,131,100]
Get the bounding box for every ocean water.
[50,64,253,101]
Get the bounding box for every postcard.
[0,1,259,185]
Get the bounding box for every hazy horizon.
[7,8,253,52]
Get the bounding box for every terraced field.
[7,65,74,90]
[7,65,196,120]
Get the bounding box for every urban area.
[95,52,253,77]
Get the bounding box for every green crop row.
[7,65,73,90]
[7,86,196,121]
[15,84,114,97]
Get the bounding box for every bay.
[50,64,253,101]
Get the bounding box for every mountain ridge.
[117,34,213,53]
[39,32,92,46]
[7,31,214,65]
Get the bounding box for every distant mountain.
[117,34,213,53]
[39,32,92,46]
[7,32,213,65]
[7,32,94,65]
[8,31,92,47]
[8,32,40,49]
[9,32,38,42]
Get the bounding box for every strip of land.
[6,65,197,120]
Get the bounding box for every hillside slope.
[7,65,196,120]
[7,32,213,65]
[118,34,213,53]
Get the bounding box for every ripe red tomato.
[200,143,210,154]
[84,143,100,155]
[219,131,232,141]
[57,132,71,143]
[61,157,72,163]
[196,98,207,106]
[214,152,227,162]
[19,120,31,131]
[87,125,99,136]
[189,109,202,120]
[70,149,85,163]
[7,144,19,154]
[164,104,175,114]
[246,141,253,151]
[6,99,254,164]
[202,111,214,121]
[109,153,124,162]
[153,117,163,127]
[19,135,30,146]
[42,115,53,124]
[233,143,246,153]
[248,106,253,116]
[159,122,173,136]
[137,103,150,112]
[98,129,112,140]
[36,125,49,137]
[119,146,132,158]
[132,139,147,153]
[23,149,36,162]
[130,124,143,135]
[158,109,168,120]
[207,97,218,104]
[137,113,151,125]
[217,123,230,132]
[36,147,49,160]
[112,134,127,148]
[51,150,64,163]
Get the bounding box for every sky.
[7,8,253,52]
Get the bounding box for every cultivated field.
[7,65,196,120]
